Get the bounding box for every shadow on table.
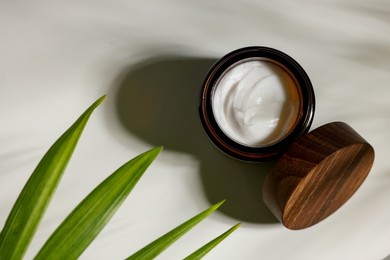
[109,55,278,224]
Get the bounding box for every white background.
[1,0,389,259]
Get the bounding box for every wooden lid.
[262,122,375,230]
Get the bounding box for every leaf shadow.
[107,56,278,224]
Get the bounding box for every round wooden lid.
[262,122,375,230]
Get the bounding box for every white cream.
[212,59,300,147]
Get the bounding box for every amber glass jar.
[199,46,315,161]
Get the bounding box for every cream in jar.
[212,59,300,147]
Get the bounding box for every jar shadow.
[108,56,278,224]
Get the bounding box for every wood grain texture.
[262,122,375,230]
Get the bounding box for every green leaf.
[183,223,240,260]
[0,95,105,259]
[127,200,225,260]
[35,146,162,259]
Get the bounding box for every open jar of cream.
[199,46,374,229]
[199,47,315,161]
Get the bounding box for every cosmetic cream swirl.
[212,59,300,147]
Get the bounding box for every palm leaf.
[35,146,162,259]
[0,95,105,259]
[184,223,240,260]
[127,200,225,260]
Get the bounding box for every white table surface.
[1,0,389,259]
